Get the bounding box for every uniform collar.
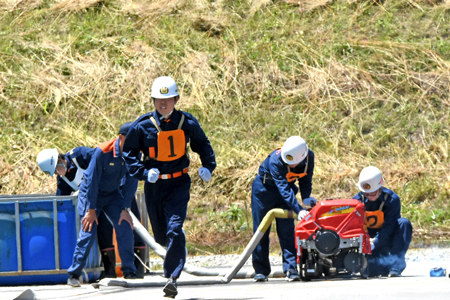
[152,109,180,126]
[113,137,121,158]
[64,155,75,173]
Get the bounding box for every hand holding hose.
[298,209,308,221]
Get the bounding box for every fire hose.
[102,209,297,287]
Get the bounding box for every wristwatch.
[121,207,130,212]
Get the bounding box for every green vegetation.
[1,0,450,254]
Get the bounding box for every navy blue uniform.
[55,147,144,252]
[56,147,94,196]
[251,148,314,276]
[68,138,137,278]
[54,147,113,251]
[123,109,216,279]
[353,187,412,276]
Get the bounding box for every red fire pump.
[295,198,372,281]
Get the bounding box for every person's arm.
[117,172,137,229]
[77,147,104,232]
[297,150,314,200]
[187,114,216,173]
[123,122,149,181]
[56,176,74,196]
[120,172,139,209]
[352,192,363,201]
[77,147,95,169]
[373,192,401,248]
[79,147,104,211]
[270,158,303,214]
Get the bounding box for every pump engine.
[295,199,371,281]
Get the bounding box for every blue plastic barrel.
[0,195,102,285]
[20,201,56,271]
[56,200,77,269]
[0,210,17,272]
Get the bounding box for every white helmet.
[358,166,384,193]
[281,136,308,165]
[36,148,59,176]
[151,76,179,99]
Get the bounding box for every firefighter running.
[123,76,216,298]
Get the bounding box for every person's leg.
[102,192,136,277]
[367,256,382,277]
[162,176,191,279]
[389,218,413,275]
[144,182,168,246]
[97,212,116,279]
[368,241,391,277]
[251,177,272,279]
[276,217,299,280]
[130,198,147,278]
[97,212,114,250]
[146,175,191,298]
[67,216,98,285]
[133,246,147,278]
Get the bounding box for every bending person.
[37,131,146,279]
[65,124,138,286]
[251,136,315,282]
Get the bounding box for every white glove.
[198,167,211,182]
[298,209,308,221]
[147,168,160,183]
[370,238,376,251]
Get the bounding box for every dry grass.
[51,0,103,11]
[1,0,450,250]
[283,0,332,13]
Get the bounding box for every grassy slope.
[1,0,450,253]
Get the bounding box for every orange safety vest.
[363,193,388,229]
[147,114,186,162]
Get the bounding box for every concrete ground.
[2,256,450,300]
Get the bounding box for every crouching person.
[353,166,413,277]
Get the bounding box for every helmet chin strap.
[159,110,174,120]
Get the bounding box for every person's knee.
[167,220,183,238]
[399,217,412,228]
[398,218,413,237]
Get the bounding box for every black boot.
[100,249,117,279]
[134,247,147,279]
[163,277,178,298]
